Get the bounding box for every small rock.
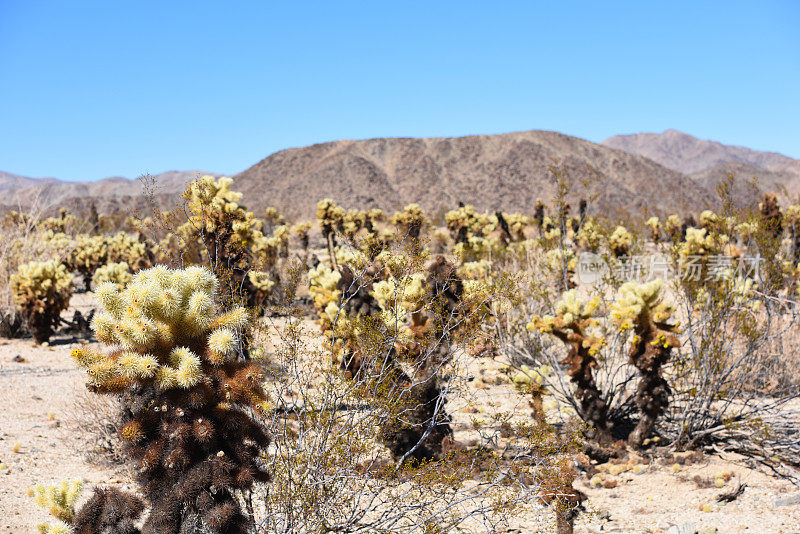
[774,493,800,507]
[666,523,695,534]
[11,355,25,363]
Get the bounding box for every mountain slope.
[233,130,714,218]
[602,129,799,175]
[0,171,220,208]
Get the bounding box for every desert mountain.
[0,170,221,210]
[603,130,800,200]
[17,128,800,220]
[232,130,713,219]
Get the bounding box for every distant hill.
[232,130,713,219]
[603,130,800,201]
[11,128,800,221]
[0,170,221,210]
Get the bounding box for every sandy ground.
[3,295,800,533]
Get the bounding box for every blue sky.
[1,1,798,181]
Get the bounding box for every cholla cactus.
[291,221,312,251]
[181,176,260,262]
[533,198,545,229]
[69,234,108,288]
[316,198,345,237]
[342,209,366,242]
[11,260,72,344]
[390,203,426,241]
[545,248,577,289]
[611,279,680,448]
[263,206,285,230]
[445,204,495,244]
[106,232,150,271]
[31,480,145,534]
[575,218,603,252]
[247,270,275,309]
[31,479,83,528]
[662,214,682,242]
[317,199,345,264]
[607,225,632,257]
[786,204,800,263]
[504,212,531,241]
[528,290,610,439]
[315,256,461,462]
[92,261,132,289]
[71,266,270,532]
[760,193,783,239]
[645,217,661,242]
[38,208,78,233]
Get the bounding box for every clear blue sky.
[1,1,798,181]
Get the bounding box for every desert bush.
[255,241,580,533]
[11,259,72,343]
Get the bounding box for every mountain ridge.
[4,128,799,218]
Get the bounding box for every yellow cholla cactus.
[264,206,285,227]
[610,279,675,332]
[11,260,72,344]
[645,217,661,242]
[680,227,728,257]
[527,289,610,436]
[317,198,345,236]
[291,221,313,249]
[68,234,108,284]
[576,218,604,251]
[610,279,680,448]
[608,225,632,257]
[735,221,758,243]
[75,265,251,392]
[664,214,683,241]
[248,270,275,292]
[92,261,132,289]
[31,478,83,530]
[390,203,426,240]
[308,263,343,330]
[529,290,601,334]
[184,176,245,232]
[105,232,149,270]
[457,260,493,280]
[371,273,427,313]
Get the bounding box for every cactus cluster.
[92,261,132,289]
[69,234,109,287]
[11,260,72,343]
[71,266,270,533]
[309,252,463,462]
[445,204,495,244]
